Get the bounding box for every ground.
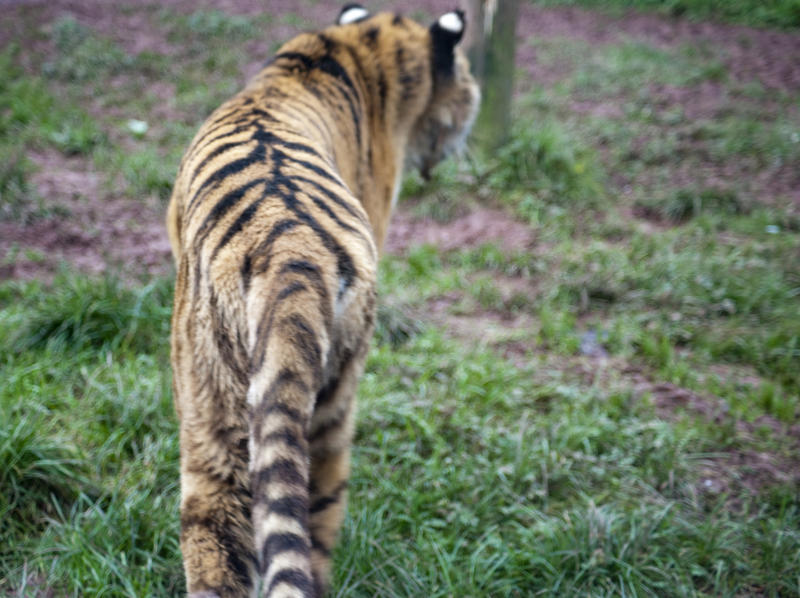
[1,1,799,596]
[1,1,798,279]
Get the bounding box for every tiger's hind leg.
[307,348,369,593]
[179,454,254,598]
[172,294,255,598]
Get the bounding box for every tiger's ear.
[430,10,465,78]
[338,4,369,25]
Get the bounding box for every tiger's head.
[335,5,481,180]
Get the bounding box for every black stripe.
[271,153,357,296]
[252,458,306,491]
[309,411,345,443]
[304,189,359,234]
[255,398,305,425]
[263,532,309,561]
[377,70,388,113]
[280,259,321,279]
[269,495,308,520]
[187,123,252,163]
[191,140,250,180]
[257,368,309,405]
[277,280,307,302]
[270,51,314,70]
[201,145,356,300]
[250,301,279,373]
[272,51,362,149]
[209,288,248,386]
[280,260,331,308]
[292,174,366,224]
[261,428,306,453]
[251,371,309,448]
[251,127,321,157]
[246,218,300,287]
[310,481,347,514]
[280,260,334,334]
[310,535,331,556]
[211,166,301,260]
[315,54,362,149]
[210,191,266,261]
[188,144,267,216]
[188,118,302,176]
[241,253,253,294]
[314,376,339,408]
[282,314,321,373]
[193,178,266,248]
[267,568,314,595]
[363,27,379,47]
[184,113,257,163]
[279,150,341,186]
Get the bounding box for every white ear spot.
[339,6,369,25]
[438,11,463,33]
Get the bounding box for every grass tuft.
[43,16,132,82]
[375,301,422,348]
[488,120,602,206]
[0,414,88,541]
[10,272,172,353]
[533,0,800,29]
[637,187,747,223]
[0,142,35,219]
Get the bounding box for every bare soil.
[385,207,535,254]
[0,150,172,280]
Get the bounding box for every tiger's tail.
[245,255,336,598]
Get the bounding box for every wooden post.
[467,0,520,152]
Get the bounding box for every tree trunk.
[467,0,520,153]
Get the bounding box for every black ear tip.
[338,4,369,25]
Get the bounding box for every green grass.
[0,43,104,218]
[163,8,263,41]
[2,271,798,596]
[532,0,800,29]
[43,16,133,82]
[0,274,180,595]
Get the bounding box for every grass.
[532,0,800,29]
[43,16,133,82]
[2,271,798,596]
[0,44,104,218]
[2,1,800,596]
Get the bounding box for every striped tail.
[246,264,332,598]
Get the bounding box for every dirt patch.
[422,289,540,365]
[416,285,800,500]
[621,369,800,500]
[0,150,172,281]
[514,5,800,93]
[696,451,800,503]
[385,207,535,255]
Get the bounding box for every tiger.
[165,4,480,597]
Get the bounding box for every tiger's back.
[167,6,479,597]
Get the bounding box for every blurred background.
[1,1,799,596]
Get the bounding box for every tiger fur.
[166,5,479,597]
